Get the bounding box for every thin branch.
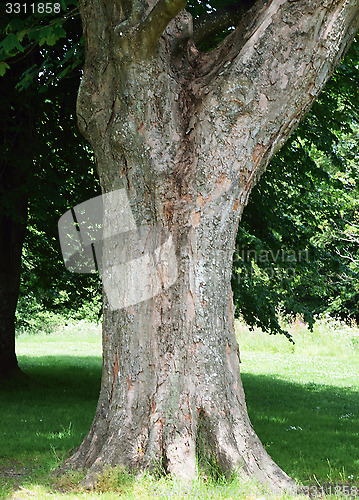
[140,0,187,51]
[192,0,255,46]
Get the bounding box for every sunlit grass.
[236,315,359,485]
[236,313,359,359]
[0,316,358,498]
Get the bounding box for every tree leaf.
[0,62,10,77]
[39,25,67,46]
[0,33,24,54]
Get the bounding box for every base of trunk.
[58,338,294,493]
[57,220,295,493]
[0,356,25,381]
[59,410,294,494]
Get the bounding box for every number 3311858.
[6,3,61,14]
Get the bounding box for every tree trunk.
[0,211,27,379]
[0,64,35,379]
[65,0,359,491]
[0,136,29,379]
[63,229,294,489]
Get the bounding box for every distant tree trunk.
[0,69,34,379]
[63,0,359,491]
[0,209,27,378]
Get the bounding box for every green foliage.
[0,32,24,53]
[16,290,102,334]
[0,61,9,75]
[17,83,102,323]
[1,2,102,326]
[0,0,81,90]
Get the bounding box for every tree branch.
[192,0,255,46]
[140,0,187,51]
[191,0,359,211]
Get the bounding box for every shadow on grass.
[0,356,102,460]
[0,356,358,489]
[242,372,359,483]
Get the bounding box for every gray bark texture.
[64,0,359,491]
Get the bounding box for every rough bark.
[64,0,359,491]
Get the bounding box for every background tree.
[0,51,37,378]
[0,0,101,378]
[18,82,101,329]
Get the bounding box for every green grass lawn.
[0,316,358,499]
[237,316,359,487]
